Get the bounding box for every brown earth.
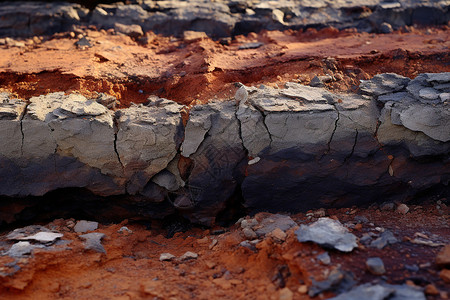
[0,26,449,107]
[0,200,448,300]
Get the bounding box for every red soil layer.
[0,26,449,107]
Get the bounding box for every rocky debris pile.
[0,0,449,38]
[0,72,449,225]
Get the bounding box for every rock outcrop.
[0,72,449,225]
[0,0,449,38]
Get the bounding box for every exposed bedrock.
[0,72,449,225]
[0,0,449,38]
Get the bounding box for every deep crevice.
[344,129,358,163]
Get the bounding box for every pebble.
[298,285,308,294]
[74,220,98,233]
[278,287,293,300]
[317,252,331,265]
[366,257,386,275]
[396,204,409,214]
[424,284,440,295]
[269,228,287,242]
[309,76,324,87]
[380,22,393,34]
[159,253,176,261]
[180,251,198,261]
[380,202,395,211]
[436,244,450,268]
[440,269,450,283]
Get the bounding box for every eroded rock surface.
[0,72,449,225]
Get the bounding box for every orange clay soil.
[0,26,449,107]
[0,201,448,300]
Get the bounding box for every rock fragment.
[360,73,410,96]
[159,253,176,261]
[329,283,425,300]
[380,22,393,34]
[317,252,331,265]
[6,241,42,257]
[370,230,398,249]
[114,23,143,38]
[440,269,450,283]
[436,245,450,268]
[396,204,409,215]
[74,220,99,233]
[17,232,63,244]
[366,257,386,275]
[309,269,355,297]
[295,218,357,252]
[80,232,106,253]
[179,251,198,261]
[253,214,297,237]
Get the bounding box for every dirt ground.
[0,26,449,107]
[0,198,448,300]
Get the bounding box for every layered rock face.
[0,72,449,225]
[0,0,449,38]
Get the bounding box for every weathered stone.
[254,214,297,237]
[159,253,176,261]
[360,73,410,96]
[295,218,357,252]
[328,283,394,300]
[419,88,439,100]
[6,241,42,257]
[309,269,356,297]
[425,72,450,84]
[80,232,106,253]
[116,100,183,194]
[114,23,143,38]
[396,203,409,215]
[17,232,63,244]
[380,22,393,33]
[370,230,398,249]
[366,257,386,275]
[317,252,331,265]
[180,251,198,261]
[329,283,426,300]
[74,220,99,233]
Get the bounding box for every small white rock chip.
[159,253,176,261]
[248,157,261,165]
[180,251,198,261]
[118,226,133,234]
[396,204,409,215]
[19,232,63,243]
